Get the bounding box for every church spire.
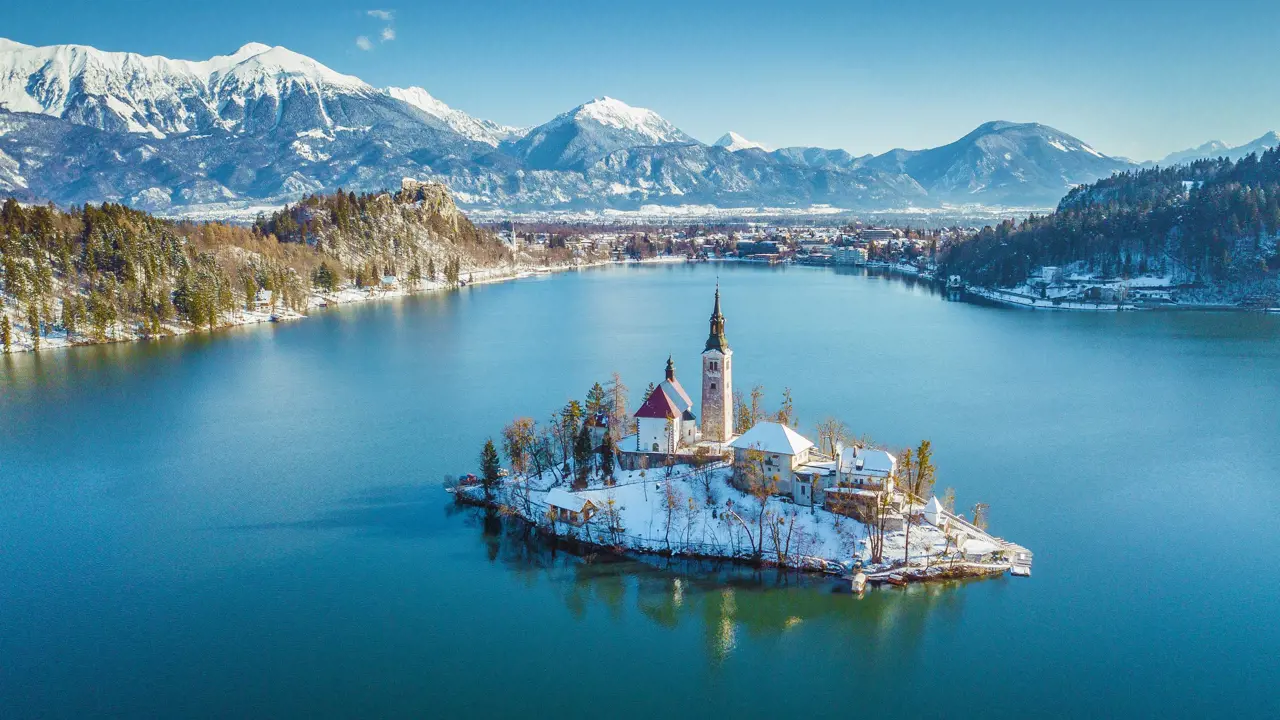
[704,286,728,353]
[666,355,675,381]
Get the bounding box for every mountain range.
[0,37,1147,216]
[1158,132,1280,166]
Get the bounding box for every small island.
[454,289,1032,589]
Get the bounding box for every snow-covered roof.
[924,496,945,516]
[546,488,592,513]
[728,422,814,455]
[659,378,692,411]
[634,387,681,420]
[961,538,998,555]
[839,447,896,476]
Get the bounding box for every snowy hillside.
[386,86,524,146]
[864,121,1133,205]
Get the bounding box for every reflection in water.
[463,506,972,665]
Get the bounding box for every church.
[621,288,735,466]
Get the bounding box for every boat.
[947,275,963,290]
[884,574,908,587]
[1010,565,1031,577]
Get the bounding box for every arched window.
[652,442,660,452]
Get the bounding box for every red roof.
[634,387,681,419]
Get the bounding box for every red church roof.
[634,387,681,420]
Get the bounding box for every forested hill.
[941,151,1280,290]
[255,180,510,272]
[0,182,528,351]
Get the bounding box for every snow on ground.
[480,464,948,573]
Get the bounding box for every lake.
[2,262,1279,718]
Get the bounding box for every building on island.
[634,356,697,454]
[728,421,816,497]
[618,289,737,469]
[701,287,733,443]
[837,446,897,493]
[545,488,597,526]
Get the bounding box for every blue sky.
[6,0,1279,160]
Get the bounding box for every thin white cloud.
[381,27,396,42]
[355,36,373,51]
[367,9,394,20]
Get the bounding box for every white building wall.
[637,417,674,454]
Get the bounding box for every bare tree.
[898,447,915,565]
[741,446,777,560]
[602,491,625,546]
[606,372,631,438]
[681,496,700,551]
[692,445,717,504]
[866,491,891,564]
[972,503,990,531]
[815,417,850,458]
[733,389,750,434]
[775,387,795,428]
[661,479,682,552]
[748,385,765,428]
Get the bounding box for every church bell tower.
[701,287,733,443]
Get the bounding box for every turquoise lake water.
[2,263,1279,718]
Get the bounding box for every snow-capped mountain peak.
[505,95,695,170]
[0,37,372,138]
[1159,131,1280,166]
[385,86,524,146]
[714,131,767,152]
[569,96,690,144]
[211,44,368,90]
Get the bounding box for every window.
[710,383,716,390]
[652,443,659,452]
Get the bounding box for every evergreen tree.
[598,431,616,484]
[585,381,608,417]
[26,301,39,351]
[573,421,594,487]
[1,314,10,353]
[480,438,502,503]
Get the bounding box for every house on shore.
[546,488,597,526]
[253,289,274,312]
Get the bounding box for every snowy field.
[467,464,951,574]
